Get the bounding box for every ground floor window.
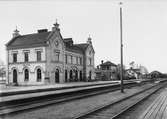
[65,70,68,82]
[37,68,42,82]
[13,69,17,84]
[55,69,59,83]
[70,70,73,81]
[24,69,29,81]
[89,71,92,80]
[75,70,78,81]
[80,70,82,81]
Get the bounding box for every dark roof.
[6,29,89,54]
[100,61,117,67]
[7,31,89,54]
[149,71,162,75]
[6,31,51,48]
[74,43,89,51]
[63,38,89,54]
[64,38,73,42]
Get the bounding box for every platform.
[139,87,167,119]
[0,81,119,94]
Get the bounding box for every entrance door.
[55,69,59,83]
[13,69,17,84]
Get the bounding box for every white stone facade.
[6,23,95,85]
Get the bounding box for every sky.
[0,0,167,73]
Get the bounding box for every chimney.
[37,29,48,33]
[101,60,104,64]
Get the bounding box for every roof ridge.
[20,31,51,37]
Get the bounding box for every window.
[76,57,78,64]
[24,69,29,81]
[65,54,68,64]
[37,69,42,82]
[55,52,60,61]
[24,52,29,62]
[71,56,73,64]
[37,51,41,61]
[89,58,92,65]
[80,57,82,65]
[13,53,17,63]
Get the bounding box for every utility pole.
[120,2,124,93]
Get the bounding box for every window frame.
[37,68,42,82]
[24,52,29,62]
[37,51,42,61]
[13,53,17,63]
[24,69,29,81]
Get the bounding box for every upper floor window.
[37,51,41,61]
[24,52,29,62]
[107,66,110,70]
[89,58,92,65]
[13,53,17,63]
[71,56,73,64]
[80,57,82,65]
[76,57,78,64]
[55,52,60,61]
[65,54,68,64]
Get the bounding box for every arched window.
[65,70,68,82]
[37,68,42,82]
[80,71,82,81]
[75,70,78,81]
[89,71,92,80]
[24,69,29,81]
[70,70,73,81]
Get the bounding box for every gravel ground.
[2,83,155,119]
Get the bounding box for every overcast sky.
[0,0,167,73]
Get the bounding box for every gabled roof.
[65,44,84,54]
[6,30,90,54]
[6,31,51,49]
[74,43,89,51]
[100,61,117,67]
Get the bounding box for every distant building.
[95,60,117,80]
[127,62,148,79]
[6,22,95,85]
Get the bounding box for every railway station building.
[6,22,95,85]
[95,60,118,81]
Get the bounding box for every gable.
[86,44,95,56]
[48,30,65,51]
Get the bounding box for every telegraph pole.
[120,2,124,93]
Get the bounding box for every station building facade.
[6,22,95,85]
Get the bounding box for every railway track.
[72,81,167,119]
[0,81,140,116]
